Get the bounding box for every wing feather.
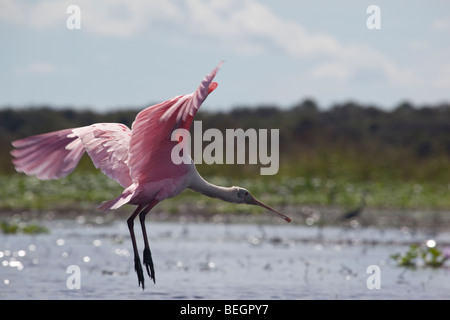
[11,129,85,180]
[71,124,132,187]
[11,123,133,188]
[128,62,222,184]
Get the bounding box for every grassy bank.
[1,164,449,214]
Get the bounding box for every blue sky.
[1,0,450,112]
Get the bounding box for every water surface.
[1,217,449,299]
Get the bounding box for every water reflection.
[426,239,436,248]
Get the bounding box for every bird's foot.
[143,247,156,284]
[134,256,145,289]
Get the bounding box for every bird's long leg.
[127,204,146,289]
[139,199,159,284]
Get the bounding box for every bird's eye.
[237,189,248,198]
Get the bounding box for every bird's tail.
[97,183,137,212]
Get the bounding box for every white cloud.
[431,17,450,32]
[80,0,182,37]
[310,63,351,81]
[15,62,56,75]
[182,0,416,87]
[29,62,55,74]
[0,0,417,87]
[184,0,343,58]
[408,40,429,51]
[0,0,182,36]
[0,0,67,29]
[0,0,27,25]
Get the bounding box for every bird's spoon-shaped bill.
[249,197,291,223]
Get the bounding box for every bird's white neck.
[188,169,239,203]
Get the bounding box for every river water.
[1,216,449,300]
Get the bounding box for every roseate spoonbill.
[10,62,291,289]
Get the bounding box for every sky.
[1,0,450,112]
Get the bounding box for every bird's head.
[234,187,291,223]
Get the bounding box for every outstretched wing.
[11,128,85,180]
[11,123,133,188]
[127,62,222,184]
[71,123,133,187]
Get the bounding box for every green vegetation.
[1,169,449,214]
[0,100,450,214]
[391,243,449,268]
[0,220,49,234]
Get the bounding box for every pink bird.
[10,62,291,289]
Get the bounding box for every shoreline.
[1,204,449,232]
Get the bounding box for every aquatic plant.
[0,221,49,234]
[390,242,449,268]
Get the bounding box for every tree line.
[1,100,450,179]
